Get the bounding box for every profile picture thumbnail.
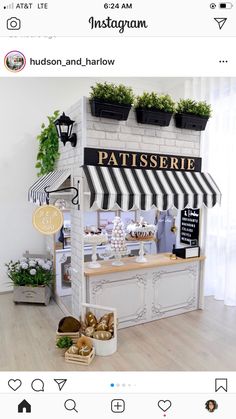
[205,400,218,413]
[4,50,26,72]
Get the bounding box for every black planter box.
[135,108,173,126]
[175,113,209,131]
[90,99,131,121]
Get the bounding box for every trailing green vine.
[35,110,60,176]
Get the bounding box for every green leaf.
[90,82,135,105]
[176,99,212,117]
[134,92,175,112]
[35,111,60,175]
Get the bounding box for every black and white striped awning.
[28,169,71,205]
[83,165,221,211]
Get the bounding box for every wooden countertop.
[84,253,205,277]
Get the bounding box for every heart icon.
[8,379,22,391]
[157,400,172,412]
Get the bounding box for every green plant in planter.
[56,336,73,349]
[176,99,212,117]
[90,82,135,105]
[6,258,53,287]
[35,110,60,176]
[135,92,176,112]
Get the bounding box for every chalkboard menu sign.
[180,208,200,246]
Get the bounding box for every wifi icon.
[4,2,14,9]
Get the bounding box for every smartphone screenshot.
[0,0,236,417]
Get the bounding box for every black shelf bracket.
[44,182,80,209]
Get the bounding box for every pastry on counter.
[111,216,127,253]
[126,217,156,241]
[84,226,108,245]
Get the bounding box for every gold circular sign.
[33,205,63,235]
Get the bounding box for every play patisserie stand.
[28,97,222,336]
[81,148,220,329]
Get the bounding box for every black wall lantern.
[54,112,77,147]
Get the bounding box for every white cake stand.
[136,241,148,263]
[126,238,154,263]
[100,248,130,266]
[90,243,102,268]
[111,249,130,266]
[84,235,108,269]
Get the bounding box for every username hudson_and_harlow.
[29,57,116,66]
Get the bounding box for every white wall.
[0,77,187,292]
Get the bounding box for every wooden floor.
[1,293,236,371]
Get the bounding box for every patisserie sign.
[84,147,202,172]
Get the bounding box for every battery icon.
[219,2,233,8]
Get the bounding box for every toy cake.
[84,226,108,245]
[126,217,156,241]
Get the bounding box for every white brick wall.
[85,98,201,157]
[54,96,201,317]
[55,99,85,317]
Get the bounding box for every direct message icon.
[54,379,67,391]
[214,17,227,29]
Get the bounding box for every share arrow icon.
[214,17,227,29]
[54,379,67,391]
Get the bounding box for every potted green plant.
[175,99,212,131]
[90,82,135,121]
[135,92,175,126]
[6,258,53,305]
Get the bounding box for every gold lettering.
[187,158,195,171]
[180,158,186,170]
[119,153,130,167]
[98,151,108,165]
[150,155,158,168]
[140,154,148,167]
[159,156,168,169]
[108,152,118,166]
[170,157,179,170]
[131,153,137,167]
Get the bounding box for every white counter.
[84,254,205,329]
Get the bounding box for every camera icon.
[7,17,21,30]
